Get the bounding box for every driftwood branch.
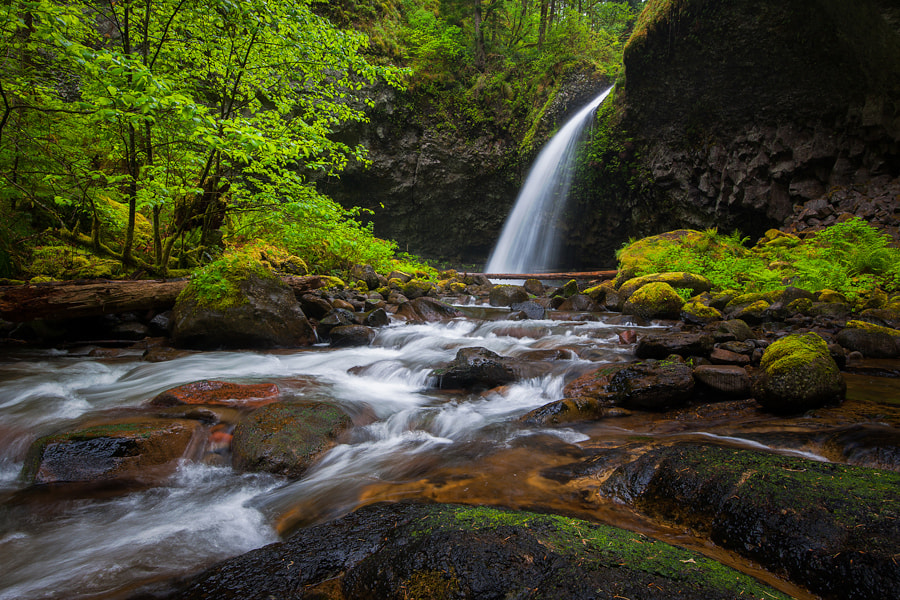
[0,275,327,322]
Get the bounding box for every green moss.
[681,299,722,322]
[845,319,900,338]
[760,333,831,376]
[625,281,684,318]
[411,504,791,599]
[180,249,275,308]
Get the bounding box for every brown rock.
[149,380,280,408]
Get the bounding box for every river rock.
[231,402,351,478]
[395,297,462,322]
[362,307,390,327]
[709,347,750,366]
[431,347,518,390]
[299,293,333,320]
[149,380,280,408]
[522,398,632,426]
[601,443,900,600]
[171,272,315,349]
[317,308,360,339]
[692,365,751,397]
[753,333,846,414]
[635,331,714,359]
[710,319,754,342]
[509,300,547,320]
[523,278,544,296]
[22,418,199,485]
[835,320,900,358]
[563,359,695,411]
[349,264,380,290]
[489,284,529,307]
[329,325,375,347]
[557,293,600,312]
[167,501,795,600]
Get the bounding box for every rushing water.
[486,87,614,274]
[0,309,656,600]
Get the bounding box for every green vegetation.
[1,0,643,282]
[616,219,900,300]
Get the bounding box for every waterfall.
[486,86,614,275]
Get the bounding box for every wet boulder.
[298,293,333,320]
[563,359,695,411]
[317,308,360,339]
[349,264,380,290]
[709,318,754,342]
[395,297,462,322]
[231,402,351,478]
[835,320,900,358]
[509,300,547,320]
[601,443,900,600]
[172,270,315,350]
[362,307,390,327]
[169,502,795,600]
[557,293,601,312]
[753,333,846,414]
[622,282,684,320]
[431,347,519,390]
[692,365,751,397]
[635,331,714,359]
[329,325,375,347]
[149,380,280,409]
[522,398,632,426]
[22,418,200,485]
[489,284,529,307]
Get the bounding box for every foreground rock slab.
[149,502,794,600]
[601,443,900,600]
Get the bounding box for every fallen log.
[469,270,618,280]
[0,275,327,322]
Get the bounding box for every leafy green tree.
[1,0,405,276]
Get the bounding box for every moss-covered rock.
[614,230,706,285]
[622,281,684,319]
[401,278,435,300]
[171,258,315,349]
[171,501,794,600]
[835,320,900,358]
[231,402,350,478]
[618,272,712,301]
[680,299,723,324]
[488,284,529,307]
[753,333,845,413]
[602,443,900,600]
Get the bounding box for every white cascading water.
[486,86,614,274]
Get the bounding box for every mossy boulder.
[231,402,351,478]
[22,418,199,485]
[172,263,315,349]
[400,278,435,299]
[835,320,900,358]
[753,333,845,413]
[170,501,794,600]
[618,272,712,301]
[680,299,723,324]
[614,230,705,285]
[489,284,529,307]
[395,297,462,322]
[622,281,684,320]
[601,443,900,600]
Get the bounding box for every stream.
[0,305,894,599]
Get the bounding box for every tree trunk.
[0,275,328,321]
[539,0,549,49]
[473,0,486,70]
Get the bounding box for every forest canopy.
[0,0,642,280]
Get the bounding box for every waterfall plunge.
[486,86,614,274]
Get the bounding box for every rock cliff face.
[319,73,609,265]
[565,0,900,266]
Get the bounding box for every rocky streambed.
[0,268,898,600]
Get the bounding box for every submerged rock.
[231,402,351,478]
[22,418,199,485]
[149,380,280,408]
[601,443,900,600]
[166,502,794,600]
